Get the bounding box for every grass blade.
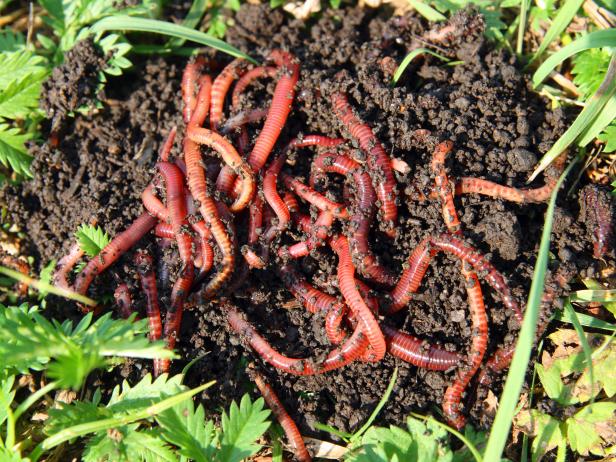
[532,28,616,87]
[391,48,449,86]
[563,300,595,403]
[408,0,446,22]
[0,265,96,306]
[517,0,529,56]
[571,289,616,303]
[91,16,257,64]
[577,90,616,147]
[167,0,207,48]
[529,0,585,63]
[351,367,397,442]
[483,159,576,461]
[528,53,616,181]
[555,310,616,332]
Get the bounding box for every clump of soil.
[2,4,612,439]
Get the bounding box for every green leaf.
[0,124,32,177]
[84,426,179,462]
[391,49,450,86]
[529,0,585,63]
[571,48,611,100]
[91,16,257,63]
[408,0,447,21]
[577,90,616,148]
[0,72,46,119]
[554,309,616,332]
[75,223,111,257]
[166,0,208,48]
[349,416,453,462]
[598,122,616,152]
[533,29,616,87]
[0,373,15,427]
[107,373,186,414]
[38,259,56,299]
[0,446,28,462]
[219,394,271,462]
[157,399,218,462]
[0,30,25,52]
[565,402,616,456]
[514,409,565,462]
[0,306,174,389]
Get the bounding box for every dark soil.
[2,2,613,445]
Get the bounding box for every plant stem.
[14,381,59,421]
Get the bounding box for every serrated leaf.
[0,124,32,177]
[83,425,179,462]
[108,373,186,414]
[571,48,611,100]
[565,402,616,456]
[219,394,270,462]
[45,399,110,436]
[0,30,25,52]
[75,223,111,257]
[514,409,564,462]
[598,122,616,152]
[0,373,15,427]
[0,74,45,119]
[0,50,47,91]
[157,400,218,462]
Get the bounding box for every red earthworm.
[247,50,300,172]
[216,167,237,197]
[313,152,396,286]
[227,304,368,375]
[431,141,461,234]
[134,251,165,375]
[281,173,348,219]
[580,184,614,259]
[330,234,386,361]
[347,151,410,175]
[248,194,264,245]
[186,126,255,212]
[113,283,134,319]
[381,325,461,371]
[142,184,169,222]
[210,59,246,130]
[391,235,522,321]
[74,212,157,299]
[190,74,213,127]
[285,134,345,151]
[442,263,489,429]
[191,220,214,273]
[242,246,266,269]
[454,153,566,203]
[279,264,348,344]
[478,346,514,386]
[181,56,205,123]
[154,222,173,239]
[53,242,84,289]
[282,192,300,214]
[283,211,334,258]
[231,65,277,109]
[332,92,398,237]
[263,154,291,233]
[159,126,177,162]
[252,371,312,462]
[221,108,268,134]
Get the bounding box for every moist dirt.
[2,3,614,453]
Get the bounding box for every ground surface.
[1,3,612,441]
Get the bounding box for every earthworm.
[332,92,398,237]
[431,141,461,234]
[113,283,134,319]
[285,134,345,151]
[181,56,205,123]
[231,65,277,109]
[227,304,367,375]
[280,264,348,344]
[283,211,333,258]
[142,184,169,222]
[454,153,567,203]
[157,162,191,261]
[391,235,522,321]
[134,251,163,344]
[159,126,178,162]
[247,50,300,172]
[381,325,461,371]
[183,133,234,298]
[242,246,267,269]
[580,184,614,259]
[53,242,84,289]
[191,221,214,273]
[442,263,489,429]
[281,173,348,219]
[252,371,313,462]
[282,192,300,214]
[186,126,255,212]
[248,194,264,245]
[210,59,246,130]
[154,222,173,239]
[74,212,157,298]
[221,108,268,134]
[313,152,396,286]
[330,234,386,361]
[263,154,291,234]
[190,74,213,127]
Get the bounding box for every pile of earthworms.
[50,49,602,458]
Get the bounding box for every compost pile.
[2,4,613,435]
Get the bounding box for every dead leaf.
[304,437,347,459]
[283,0,320,20]
[482,390,499,419]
